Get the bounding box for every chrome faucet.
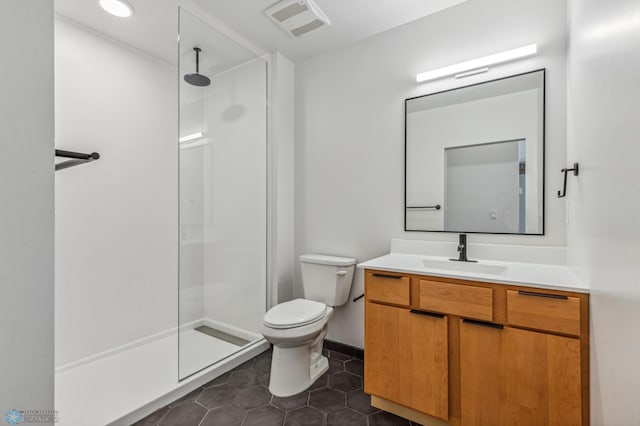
[450,234,477,263]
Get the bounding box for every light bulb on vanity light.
[179,132,204,143]
[179,132,209,150]
[416,44,537,83]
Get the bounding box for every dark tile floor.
[133,347,421,426]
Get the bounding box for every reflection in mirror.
[405,69,545,235]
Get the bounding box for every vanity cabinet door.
[365,302,408,405]
[460,319,505,426]
[406,310,449,420]
[365,302,449,420]
[460,320,582,426]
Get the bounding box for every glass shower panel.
[178,8,267,380]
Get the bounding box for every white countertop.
[358,253,590,294]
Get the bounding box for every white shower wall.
[185,60,268,333]
[54,17,178,367]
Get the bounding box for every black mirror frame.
[404,68,546,236]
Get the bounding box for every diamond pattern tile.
[134,345,419,426]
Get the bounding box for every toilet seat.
[264,299,327,329]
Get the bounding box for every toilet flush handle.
[336,270,347,276]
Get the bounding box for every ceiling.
[193,0,468,61]
[55,0,180,64]
[55,0,468,64]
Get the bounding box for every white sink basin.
[421,259,507,276]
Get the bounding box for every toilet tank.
[299,254,356,307]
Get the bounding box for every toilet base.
[268,327,330,397]
[310,353,328,383]
[268,346,329,397]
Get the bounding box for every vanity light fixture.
[416,44,537,83]
[179,132,204,144]
[99,0,134,18]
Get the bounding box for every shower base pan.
[55,321,268,426]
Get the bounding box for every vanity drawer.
[366,272,410,306]
[418,280,493,321]
[507,290,581,336]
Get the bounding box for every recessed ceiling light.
[99,0,134,18]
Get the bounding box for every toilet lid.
[264,299,327,329]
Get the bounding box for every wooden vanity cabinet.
[364,274,449,421]
[460,320,582,426]
[363,269,589,426]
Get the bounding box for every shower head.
[184,47,211,87]
[184,72,210,87]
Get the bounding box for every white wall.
[567,1,640,424]
[271,53,296,305]
[445,140,520,233]
[55,18,178,367]
[295,0,568,348]
[0,0,54,415]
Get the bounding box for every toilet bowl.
[261,299,334,396]
[261,254,356,397]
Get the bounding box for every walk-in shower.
[53,4,269,424]
[177,8,268,381]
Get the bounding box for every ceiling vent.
[265,0,331,37]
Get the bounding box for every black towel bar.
[55,149,100,171]
[406,205,441,210]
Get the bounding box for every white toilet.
[261,254,356,397]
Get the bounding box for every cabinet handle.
[371,273,403,280]
[517,290,568,300]
[410,310,445,319]
[463,319,504,330]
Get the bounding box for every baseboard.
[323,339,364,360]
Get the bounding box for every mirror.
[405,69,545,235]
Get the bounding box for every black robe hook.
[557,163,579,198]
